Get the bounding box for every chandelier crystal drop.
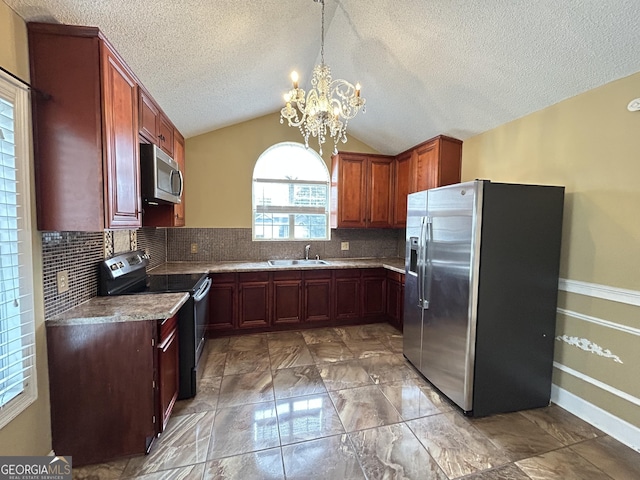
[280,0,365,155]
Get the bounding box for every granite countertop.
[148,257,406,275]
[46,292,190,326]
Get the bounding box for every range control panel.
[101,250,150,279]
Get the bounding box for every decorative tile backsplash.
[167,228,404,262]
[41,226,404,319]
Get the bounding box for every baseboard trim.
[559,278,640,307]
[551,384,640,452]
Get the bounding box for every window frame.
[252,142,330,241]
[0,69,37,430]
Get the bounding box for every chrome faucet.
[305,244,311,260]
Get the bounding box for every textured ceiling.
[5,0,640,154]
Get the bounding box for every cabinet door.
[139,88,159,143]
[304,271,332,322]
[238,273,270,328]
[414,141,439,192]
[157,317,179,433]
[333,154,367,228]
[158,114,174,157]
[367,156,394,227]
[393,151,412,226]
[173,130,186,226]
[362,269,386,317]
[273,280,302,325]
[334,271,361,320]
[208,274,237,331]
[386,271,403,328]
[101,43,141,228]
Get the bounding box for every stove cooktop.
[146,273,208,294]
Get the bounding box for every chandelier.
[280,0,366,155]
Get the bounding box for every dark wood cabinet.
[330,152,394,228]
[393,151,412,227]
[386,270,405,330]
[207,267,405,335]
[173,130,186,226]
[157,315,179,433]
[238,272,271,328]
[409,135,462,194]
[334,270,361,320]
[208,273,237,331]
[28,23,142,231]
[304,270,332,322]
[272,271,303,325]
[362,269,387,318]
[139,86,174,157]
[46,317,178,466]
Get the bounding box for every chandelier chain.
[280,0,365,155]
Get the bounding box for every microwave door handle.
[177,169,184,198]
[169,169,184,197]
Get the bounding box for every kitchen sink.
[267,259,330,267]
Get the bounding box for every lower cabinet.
[334,270,361,321]
[386,270,405,330]
[304,270,332,322]
[207,268,403,335]
[156,314,179,433]
[273,271,303,325]
[238,272,270,329]
[46,317,177,467]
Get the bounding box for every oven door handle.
[193,277,212,302]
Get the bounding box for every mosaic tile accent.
[167,228,405,262]
[42,231,104,320]
[137,227,168,269]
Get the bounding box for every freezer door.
[403,191,428,370]
[420,181,477,412]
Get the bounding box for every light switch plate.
[56,270,69,294]
[341,242,349,251]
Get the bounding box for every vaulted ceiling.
[5,0,640,154]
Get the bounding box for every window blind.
[0,70,37,428]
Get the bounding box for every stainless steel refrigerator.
[403,180,564,416]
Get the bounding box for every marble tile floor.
[73,323,640,480]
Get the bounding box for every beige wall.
[185,112,378,228]
[0,0,51,455]
[462,72,640,434]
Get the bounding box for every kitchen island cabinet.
[45,293,188,466]
[28,22,142,231]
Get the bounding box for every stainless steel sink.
[267,259,330,267]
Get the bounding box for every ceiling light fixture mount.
[627,98,640,112]
[280,0,365,155]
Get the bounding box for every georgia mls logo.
[0,456,72,480]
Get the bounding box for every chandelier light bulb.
[291,71,299,88]
[355,83,361,97]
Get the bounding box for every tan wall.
[0,0,51,455]
[462,72,640,432]
[185,112,378,228]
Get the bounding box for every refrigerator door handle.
[417,216,426,308]
[423,216,433,309]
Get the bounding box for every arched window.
[253,142,330,240]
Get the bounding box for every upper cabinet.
[409,135,462,194]
[332,136,462,229]
[28,23,142,231]
[139,87,174,157]
[331,152,394,228]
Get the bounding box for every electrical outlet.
[56,270,69,294]
[190,243,198,254]
[341,241,349,251]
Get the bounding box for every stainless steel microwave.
[140,144,183,205]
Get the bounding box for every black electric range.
[99,251,212,399]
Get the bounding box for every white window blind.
[252,142,330,240]
[0,70,37,429]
